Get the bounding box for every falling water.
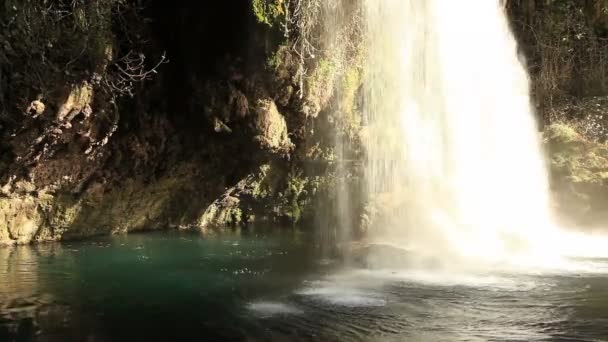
[360,0,607,268]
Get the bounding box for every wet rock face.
[0,163,225,245]
[545,122,608,227]
[253,99,293,154]
[0,0,365,244]
[198,195,243,229]
[0,1,254,243]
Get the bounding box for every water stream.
[4,1,608,341]
[360,0,608,269]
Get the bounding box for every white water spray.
[361,0,608,268]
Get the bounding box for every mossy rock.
[253,99,293,154]
[0,163,216,244]
[546,122,608,225]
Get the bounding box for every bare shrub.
[508,0,608,120]
[0,0,164,120]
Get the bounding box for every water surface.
[1,231,608,341]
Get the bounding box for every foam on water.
[297,272,388,307]
[247,301,304,317]
[298,284,387,307]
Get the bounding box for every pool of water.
[2,230,608,341]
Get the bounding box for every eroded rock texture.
[0,1,364,244]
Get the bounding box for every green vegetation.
[508,0,608,111]
[281,171,309,224]
[0,0,160,123]
[249,164,320,225]
[5,0,608,243]
[545,122,608,223]
[546,123,608,185]
[304,57,338,117]
[252,0,285,27]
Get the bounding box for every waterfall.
[360,0,590,268]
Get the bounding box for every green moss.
[246,163,327,226]
[302,42,364,130]
[546,122,608,185]
[341,67,361,113]
[252,0,285,27]
[301,57,340,118]
[545,123,582,145]
[266,49,284,70]
[284,171,308,224]
[251,164,272,199]
[307,58,337,98]
[230,207,243,225]
[545,122,608,224]
[338,64,363,137]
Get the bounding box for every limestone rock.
[27,99,45,117]
[198,195,242,229]
[253,99,293,154]
[0,197,43,245]
[232,87,249,118]
[57,82,93,122]
[14,181,36,195]
[213,117,233,133]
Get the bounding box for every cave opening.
[112,1,274,187]
[141,1,261,129]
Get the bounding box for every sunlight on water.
[3,233,608,341]
[306,268,540,292]
[360,0,608,270]
[247,301,304,317]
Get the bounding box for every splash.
[360,0,608,269]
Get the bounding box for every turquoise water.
[2,230,608,341]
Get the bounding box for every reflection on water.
[0,244,72,341]
[1,231,608,341]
